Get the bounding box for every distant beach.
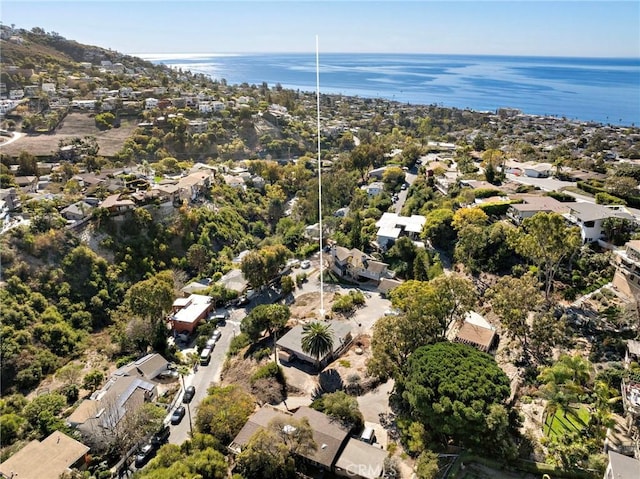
[142,53,640,126]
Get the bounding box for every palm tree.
[301,322,334,371]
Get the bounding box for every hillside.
[0,25,155,70]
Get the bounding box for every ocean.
[140,53,640,126]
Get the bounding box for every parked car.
[151,425,170,445]
[199,347,212,366]
[157,369,179,380]
[300,260,311,269]
[205,338,217,349]
[211,330,222,342]
[183,385,196,403]
[171,406,186,425]
[134,443,156,468]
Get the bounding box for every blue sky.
[2,1,639,57]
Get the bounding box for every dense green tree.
[310,391,364,432]
[124,270,175,321]
[399,342,514,456]
[301,322,334,370]
[486,274,544,357]
[414,450,440,479]
[195,385,255,448]
[509,212,581,300]
[390,275,476,340]
[240,304,290,341]
[82,369,104,391]
[235,417,316,479]
[421,208,455,250]
[17,150,38,176]
[22,392,68,439]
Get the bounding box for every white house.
[211,100,225,112]
[565,203,635,243]
[41,82,56,94]
[9,89,24,100]
[523,162,553,178]
[375,212,426,251]
[198,101,213,113]
[144,97,159,110]
[362,181,385,198]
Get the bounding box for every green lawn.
[543,405,590,439]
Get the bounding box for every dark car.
[134,443,157,468]
[151,425,170,445]
[182,385,196,403]
[171,406,186,425]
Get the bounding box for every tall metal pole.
[316,35,325,319]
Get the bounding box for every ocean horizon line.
[135,52,640,62]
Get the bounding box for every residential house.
[603,451,640,479]
[229,405,386,478]
[0,431,90,479]
[144,98,159,110]
[176,170,213,203]
[215,269,249,295]
[625,340,640,368]
[612,240,640,298]
[434,170,460,195]
[187,119,208,134]
[112,353,170,382]
[153,183,180,204]
[41,82,56,94]
[377,278,402,297]
[453,311,498,353]
[565,203,635,243]
[375,212,426,251]
[367,166,389,180]
[223,174,246,189]
[362,181,385,198]
[334,438,388,479]
[330,245,390,282]
[0,188,21,211]
[66,375,157,450]
[169,293,213,334]
[523,162,553,178]
[507,195,575,224]
[99,194,135,215]
[60,201,95,221]
[9,89,24,100]
[13,175,38,193]
[277,321,352,368]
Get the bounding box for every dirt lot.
[0,112,138,157]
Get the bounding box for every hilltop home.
[277,321,352,368]
[506,195,575,224]
[169,293,213,334]
[0,431,90,479]
[229,405,387,478]
[176,170,213,203]
[66,375,157,450]
[612,240,640,298]
[330,245,389,282]
[375,212,426,251]
[565,203,635,243]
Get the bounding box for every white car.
[300,260,311,269]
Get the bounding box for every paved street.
[167,316,240,445]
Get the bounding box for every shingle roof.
[293,406,350,469]
[334,438,388,479]
[569,202,634,222]
[0,431,89,479]
[607,450,640,479]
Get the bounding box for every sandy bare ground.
[0,112,138,157]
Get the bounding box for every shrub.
[228,332,250,357]
[252,347,272,362]
[595,192,626,205]
[251,362,285,384]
